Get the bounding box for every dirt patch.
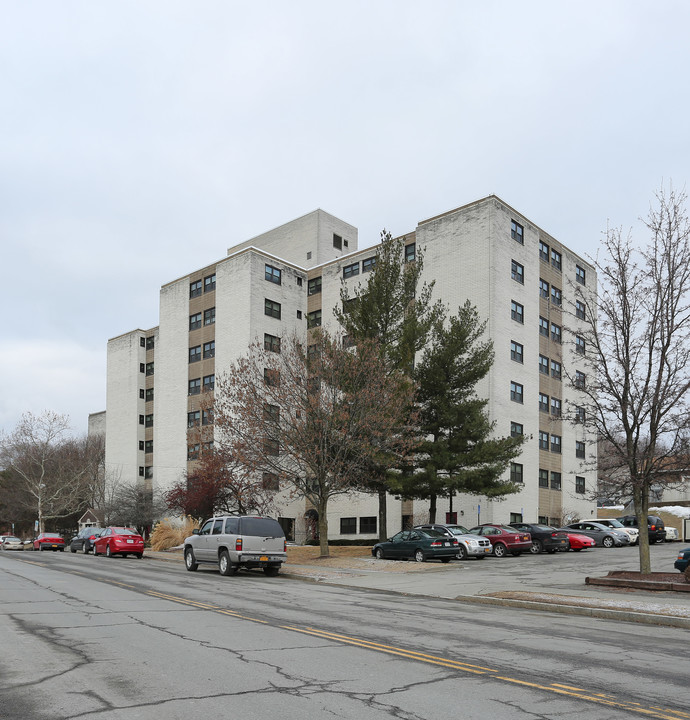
[286,545,372,564]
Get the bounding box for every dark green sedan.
[372,529,459,563]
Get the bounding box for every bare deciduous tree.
[571,186,690,572]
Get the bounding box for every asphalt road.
[0,550,688,720]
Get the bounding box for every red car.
[33,533,65,551]
[93,527,145,558]
[468,524,532,557]
[563,533,596,552]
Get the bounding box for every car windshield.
[113,528,138,536]
[531,525,557,532]
[447,525,470,535]
[601,519,624,528]
[239,517,284,538]
[42,534,61,539]
[3,537,20,542]
[421,529,445,538]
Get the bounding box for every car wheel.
[572,548,581,552]
[184,548,199,572]
[218,550,238,576]
[414,549,425,563]
[93,545,99,556]
[493,542,507,558]
[456,544,468,560]
[83,544,89,554]
[602,536,615,548]
[105,544,112,558]
[135,553,143,559]
[530,540,543,555]
[375,548,385,560]
[70,547,77,553]
[263,566,280,576]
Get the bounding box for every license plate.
[484,547,491,553]
[444,542,449,546]
[260,555,268,562]
[127,539,134,543]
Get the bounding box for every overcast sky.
[2,1,689,437]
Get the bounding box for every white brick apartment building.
[102,196,597,541]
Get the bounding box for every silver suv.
[184,516,287,577]
[414,523,492,559]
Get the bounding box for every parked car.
[184,515,287,576]
[561,532,596,551]
[69,527,103,554]
[665,527,679,542]
[594,518,639,545]
[467,524,532,557]
[561,522,630,548]
[32,533,65,551]
[508,523,569,554]
[93,527,145,558]
[1,536,24,551]
[372,528,459,563]
[674,547,690,573]
[414,523,492,559]
[616,515,666,544]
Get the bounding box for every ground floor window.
[340,517,357,534]
[278,517,294,541]
[510,512,523,523]
[359,516,377,534]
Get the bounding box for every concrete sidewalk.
[145,545,690,629]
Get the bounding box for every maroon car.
[93,527,145,558]
[32,533,65,552]
[468,524,532,557]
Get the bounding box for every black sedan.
[372,529,459,563]
[69,527,103,554]
[509,523,570,554]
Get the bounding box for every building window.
[343,262,360,279]
[189,345,201,363]
[140,363,145,374]
[550,434,562,454]
[190,280,202,298]
[576,265,586,285]
[264,334,281,353]
[263,402,280,422]
[575,405,585,423]
[189,312,202,331]
[264,438,279,456]
[550,360,561,380]
[539,393,549,413]
[140,336,146,348]
[539,241,549,262]
[139,415,144,425]
[510,340,524,364]
[307,310,322,328]
[139,466,145,477]
[551,472,562,491]
[576,300,586,320]
[265,299,281,319]
[511,220,524,244]
[202,408,213,426]
[575,335,585,355]
[297,277,303,287]
[146,336,155,350]
[333,233,342,250]
[539,316,549,337]
[362,256,376,273]
[145,414,153,428]
[188,378,201,395]
[551,323,562,344]
[551,286,562,306]
[139,389,145,399]
[551,249,562,271]
[340,517,357,534]
[203,341,215,359]
[264,368,280,387]
[539,355,549,374]
[551,397,561,417]
[139,440,144,450]
[265,264,281,285]
[187,444,200,461]
[204,307,215,325]
[145,362,154,376]
[511,260,524,284]
[187,411,200,428]
[575,476,586,494]
[262,472,279,491]
[308,276,322,295]
[575,371,586,389]
[539,469,549,488]
[576,441,586,459]
[511,300,524,324]
[510,381,524,404]
[539,431,549,450]
[297,310,302,319]
[539,279,549,299]
[510,463,523,483]
[360,516,377,534]
[204,274,216,292]
[145,388,153,401]
[405,243,416,262]
[203,374,215,392]
[511,422,523,437]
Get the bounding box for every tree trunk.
[317,496,329,558]
[634,483,651,574]
[378,488,387,542]
[429,492,437,523]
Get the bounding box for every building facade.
[102,196,597,541]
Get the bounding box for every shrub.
[149,517,200,551]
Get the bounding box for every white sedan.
[595,518,639,545]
